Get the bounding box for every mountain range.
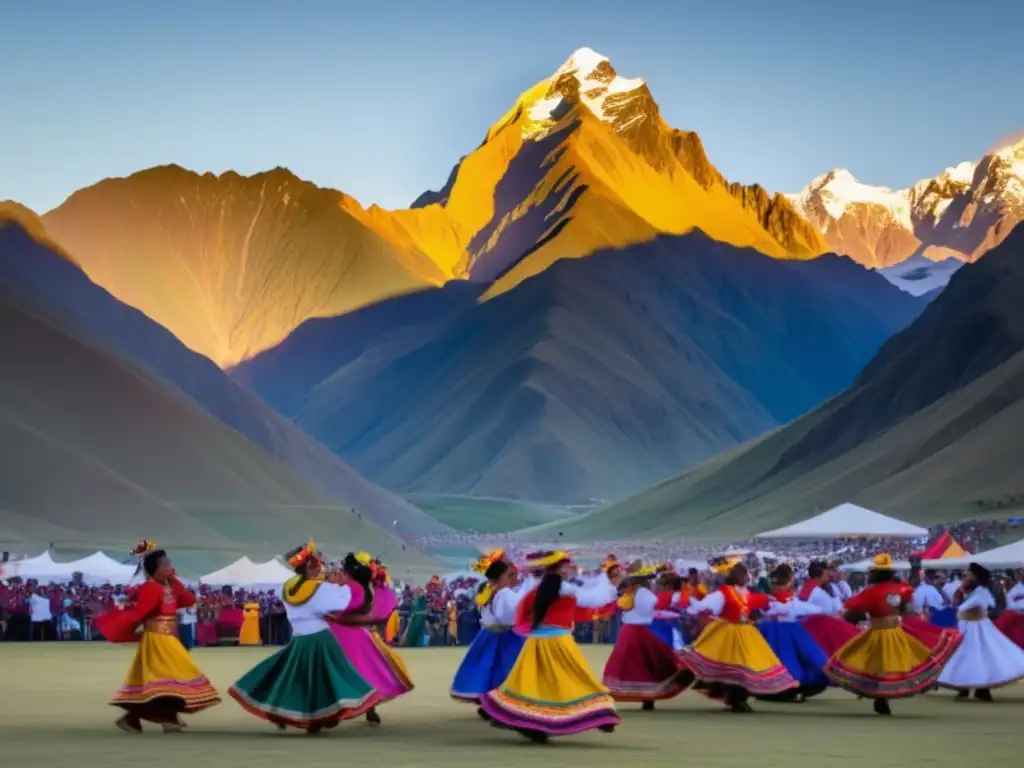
[788,138,1024,273]
[236,233,923,503]
[534,225,1024,537]
[3,47,1022,528]
[0,214,449,543]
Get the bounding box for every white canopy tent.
[200,557,294,591]
[755,504,928,539]
[248,559,294,587]
[923,538,1024,570]
[199,557,260,587]
[59,552,137,585]
[2,551,74,582]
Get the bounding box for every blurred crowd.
[3,518,1019,645]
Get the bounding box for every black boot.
[365,707,382,725]
[974,688,994,702]
[476,706,491,721]
[641,701,655,711]
[516,728,549,743]
[955,690,970,701]
[873,698,891,716]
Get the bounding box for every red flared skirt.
[994,611,1024,650]
[800,615,862,656]
[901,616,961,652]
[602,625,690,702]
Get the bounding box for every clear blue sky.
[2,0,1021,213]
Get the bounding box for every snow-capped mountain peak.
[789,168,913,231]
[528,47,647,131]
[788,136,1024,271]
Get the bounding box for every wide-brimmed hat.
[524,550,570,570]
[869,553,895,571]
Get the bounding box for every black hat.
[968,562,991,585]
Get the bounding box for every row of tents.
[0,551,295,590]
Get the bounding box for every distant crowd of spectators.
[3,518,1019,645]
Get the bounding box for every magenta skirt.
[329,623,412,701]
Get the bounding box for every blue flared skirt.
[650,618,681,651]
[758,621,830,695]
[929,607,958,629]
[450,626,526,703]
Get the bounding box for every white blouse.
[284,582,353,636]
[621,587,658,626]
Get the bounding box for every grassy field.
[2,644,1022,766]
[407,493,583,533]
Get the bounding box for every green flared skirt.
[229,628,382,729]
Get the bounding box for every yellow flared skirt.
[385,611,400,643]
[678,619,797,695]
[479,633,619,735]
[371,628,415,691]
[824,627,957,698]
[111,631,220,712]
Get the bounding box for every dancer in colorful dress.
[650,569,687,651]
[937,563,1024,700]
[94,540,220,733]
[679,562,798,712]
[326,552,414,725]
[603,560,689,708]
[451,550,528,713]
[913,571,958,629]
[798,560,862,656]
[756,563,830,702]
[824,554,962,716]
[228,541,382,733]
[401,589,429,647]
[479,550,620,742]
[994,570,1024,649]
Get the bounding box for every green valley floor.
[1,644,1020,766]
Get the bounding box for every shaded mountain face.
[543,224,1024,537]
[0,220,448,536]
[36,49,830,374]
[240,232,923,504]
[788,139,1024,274]
[0,281,441,570]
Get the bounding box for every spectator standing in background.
[179,604,197,649]
[29,587,54,641]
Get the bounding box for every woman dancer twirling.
[450,550,528,713]
[228,541,382,733]
[824,554,962,716]
[327,553,415,725]
[95,540,220,733]
[479,550,621,743]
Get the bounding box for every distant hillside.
[0,220,449,536]
[0,282,439,573]
[241,232,924,504]
[535,224,1024,537]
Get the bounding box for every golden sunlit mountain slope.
[525,224,1024,537]
[0,282,439,575]
[38,49,826,369]
[41,166,447,367]
[347,47,827,300]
